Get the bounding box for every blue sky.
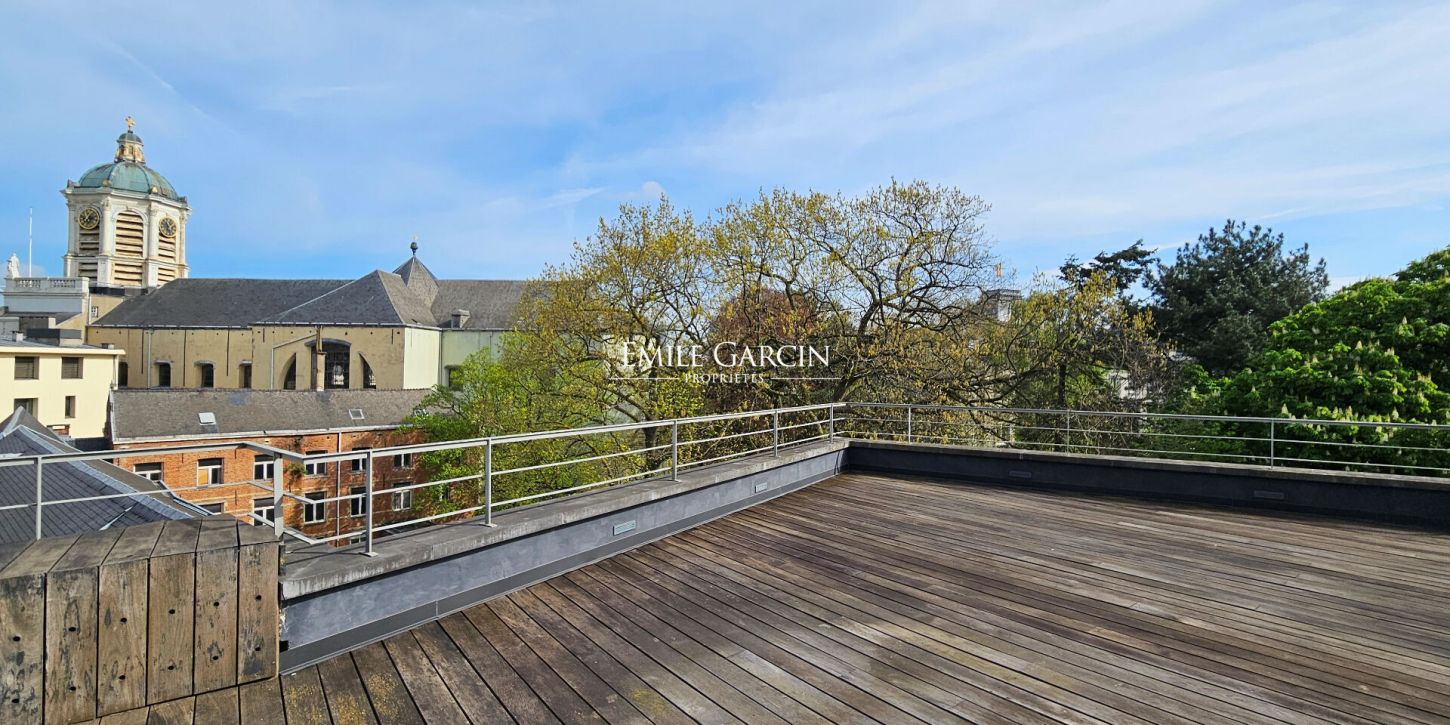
[2,1,1448,289]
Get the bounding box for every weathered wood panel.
[0,536,76,724]
[236,525,278,684]
[44,530,118,724]
[146,522,200,705]
[96,524,163,716]
[192,520,239,693]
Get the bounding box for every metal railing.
[839,403,1450,477]
[4,402,1448,547]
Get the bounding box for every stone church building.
[10,121,526,393]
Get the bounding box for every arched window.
[322,341,350,389]
[153,361,171,388]
[361,355,376,389]
[197,362,215,388]
[282,354,297,390]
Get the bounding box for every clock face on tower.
[159,217,178,238]
[77,207,101,231]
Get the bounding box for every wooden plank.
[0,536,75,725]
[97,525,164,716]
[381,632,468,724]
[461,605,598,723]
[237,677,285,723]
[280,667,332,725]
[437,613,560,725]
[97,709,149,725]
[316,651,378,725]
[144,695,194,725]
[0,540,28,573]
[409,622,511,725]
[192,521,239,693]
[192,687,239,725]
[235,541,278,683]
[45,530,120,724]
[147,522,199,704]
[349,643,424,725]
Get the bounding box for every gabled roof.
[110,388,431,442]
[258,271,437,327]
[91,256,526,331]
[93,278,349,328]
[0,408,200,543]
[432,280,529,330]
[393,257,439,308]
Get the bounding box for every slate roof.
[92,278,349,328]
[110,388,431,441]
[91,256,526,330]
[0,408,201,544]
[432,280,529,330]
[257,271,437,326]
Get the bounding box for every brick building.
[109,388,430,541]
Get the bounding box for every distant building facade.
[0,334,121,439]
[109,389,430,538]
[86,255,524,390]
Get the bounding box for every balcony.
[4,404,1450,722]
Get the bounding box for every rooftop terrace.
[102,470,1450,723]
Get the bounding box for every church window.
[282,355,297,390]
[154,361,171,388]
[361,355,376,389]
[322,342,350,389]
[118,361,129,387]
[197,362,215,388]
[239,362,252,389]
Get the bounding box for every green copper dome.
[74,127,182,201]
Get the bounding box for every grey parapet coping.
[847,438,1450,492]
[279,439,849,599]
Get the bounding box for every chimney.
[11,331,23,343]
[450,309,471,328]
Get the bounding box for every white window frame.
[303,491,326,524]
[392,489,413,511]
[253,455,275,481]
[133,462,164,483]
[349,486,367,518]
[197,458,224,487]
[304,451,328,476]
[393,452,414,470]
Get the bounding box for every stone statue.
[5,254,19,279]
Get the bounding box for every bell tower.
[61,118,190,289]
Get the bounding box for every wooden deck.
[101,472,1450,724]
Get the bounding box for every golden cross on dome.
[125,116,135,131]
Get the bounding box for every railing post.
[828,405,836,440]
[363,450,376,556]
[906,406,913,443]
[772,410,780,456]
[33,459,43,540]
[271,455,284,538]
[670,421,679,480]
[1064,410,1072,452]
[1269,420,1277,467]
[484,439,495,526]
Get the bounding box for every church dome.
[74,125,182,201]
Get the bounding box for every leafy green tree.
[1060,240,1154,297]
[1165,246,1450,473]
[1148,220,1328,375]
